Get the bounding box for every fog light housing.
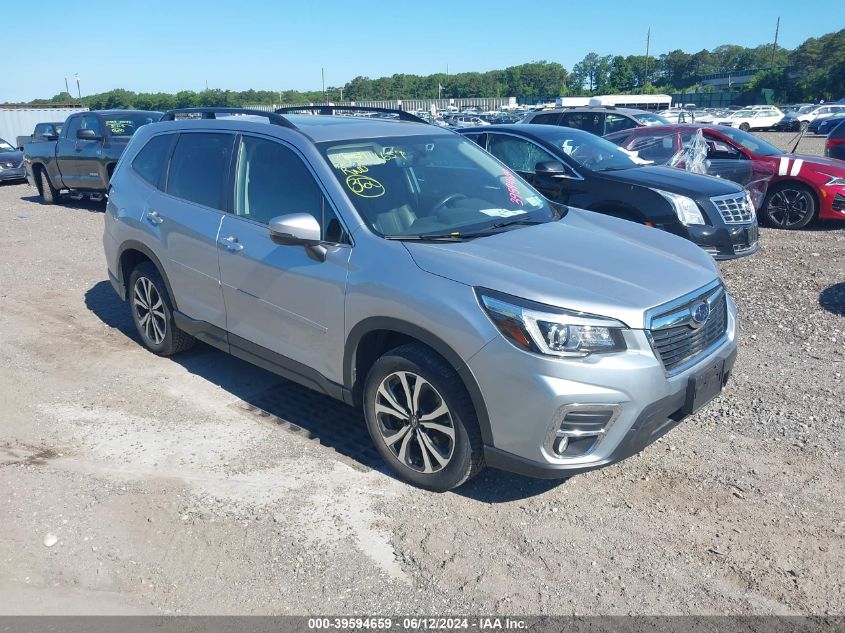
[545,405,621,459]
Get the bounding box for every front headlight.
[743,189,758,217]
[651,189,706,225]
[820,173,845,186]
[476,290,627,358]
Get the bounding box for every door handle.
[145,210,163,225]
[221,235,244,252]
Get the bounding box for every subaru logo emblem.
[691,301,710,326]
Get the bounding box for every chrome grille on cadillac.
[711,193,754,224]
[647,284,728,373]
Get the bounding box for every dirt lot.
[0,144,843,615]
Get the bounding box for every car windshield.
[539,127,640,171]
[0,139,16,153]
[102,113,161,137]
[317,134,556,238]
[717,128,782,156]
[633,113,670,126]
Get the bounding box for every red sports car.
[605,124,845,229]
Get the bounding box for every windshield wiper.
[490,218,546,229]
[384,232,466,242]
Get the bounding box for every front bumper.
[662,221,758,260]
[468,295,738,478]
[0,167,26,182]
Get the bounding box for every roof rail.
[160,107,298,130]
[275,105,428,124]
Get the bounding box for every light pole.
[75,73,81,99]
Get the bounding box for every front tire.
[739,123,751,132]
[128,262,195,356]
[38,168,58,204]
[762,182,817,229]
[363,343,484,491]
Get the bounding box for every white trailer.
[556,94,672,111]
[0,107,88,148]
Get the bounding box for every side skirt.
[173,310,352,405]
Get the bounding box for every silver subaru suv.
[103,107,738,491]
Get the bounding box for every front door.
[486,133,578,204]
[217,134,351,383]
[74,115,108,190]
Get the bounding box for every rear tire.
[739,123,751,132]
[38,168,58,204]
[363,343,484,491]
[128,262,195,356]
[762,182,816,229]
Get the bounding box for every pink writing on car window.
[503,170,524,206]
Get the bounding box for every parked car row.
[77,106,739,490]
[604,124,845,229]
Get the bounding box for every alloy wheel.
[374,371,455,474]
[133,276,166,345]
[767,189,812,228]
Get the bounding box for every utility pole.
[322,68,326,103]
[771,16,780,67]
[644,28,651,87]
[339,86,343,102]
[64,77,70,98]
[75,73,81,99]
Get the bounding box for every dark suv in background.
[521,107,671,136]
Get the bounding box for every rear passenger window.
[166,133,234,210]
[560,112,603,136]
[234,136,346,242]
[132,134,173,188]
[529,113,561,125]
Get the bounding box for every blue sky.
[3,0,842,102]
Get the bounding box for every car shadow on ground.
[21,193,106,212]
[84,280,562,502]
[819,282,845,317]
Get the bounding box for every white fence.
[0,107,88,147]
[248,97,517,113]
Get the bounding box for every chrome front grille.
[647,283,728,373]
[711,193,754,224]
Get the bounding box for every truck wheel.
[762,182,816,229]
[128,262,195,356]
[38,169,58,204]
[363,343,484,491]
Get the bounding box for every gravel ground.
[0,146,843,616]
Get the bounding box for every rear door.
[560,111,604,136]
[151,131,234,329]
[217,134,351,381]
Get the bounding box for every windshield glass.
[0,139,16,153]
[540,127,640,171]
[633,113,670,126]
[717,128,781,156]
[317,134,555,238]
[102,113,161,137]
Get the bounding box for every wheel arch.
[767,178,820,210]
[344,318,494,445]
[116,240,178,310]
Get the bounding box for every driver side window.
[487,134,556,174]
[234,136,346,243]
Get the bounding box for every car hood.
[404,209,720,329]
[594,165,742,198]
[0,149,24,163]
[788,154,845,173]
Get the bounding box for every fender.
[344,317,494,445]
[115,240,179,311]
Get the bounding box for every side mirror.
[535,160,572,178]
[268,214,327,262]
[76,128,102,141]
